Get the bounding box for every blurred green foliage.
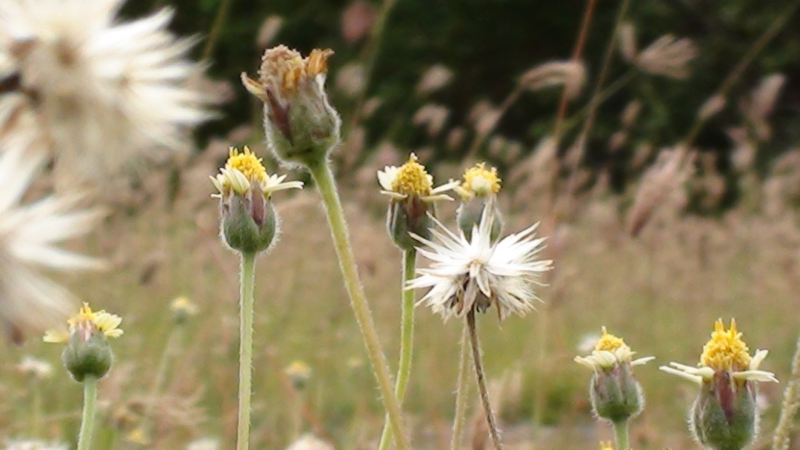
[122,0,799,171]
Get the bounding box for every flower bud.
[44,303,123,382]
[220,185,278,254]
[660,319,778,450]
[575,327,654,423]
[690,371,757,450]
[454,163,503,241]
[211,147,303,255]
[377,154,457,251]
[242,46,341,167]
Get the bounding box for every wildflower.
[15,355,53,381]
[186,438,220,450]
[242,46,340,166]
[284,434,335,450]
[211,146,302,254]
[285,360,312,390]
[377,154,457,250]
[660,319,778,450]
[0,0,211,185]
[0,138,103,343]
[169,295,198,324]
[454,163,504,241]
[408,205,552,321]
[3,440,68,450]
[575,327,654,423]
[44,303,122,381]
[599,442,614,450]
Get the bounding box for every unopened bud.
[220,186,278,254]
[690,371,758,450]
[589,362,645,423]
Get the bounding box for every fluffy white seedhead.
[0,0,212,186]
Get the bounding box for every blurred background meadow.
[2,0,800,449]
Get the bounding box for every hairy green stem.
[613,419,630,450]
[772,332,800,450]
[308,160,409,450]
[467,309,502,450]
[77,376,98,450]
[450,325,471,450]
[377,249,417,450]
[237,252,257,450]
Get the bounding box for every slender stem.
[772,332,800,450]
[377,249,418,450]
[450,325,471,450]
[612,420,630,450]
[142,326,184,438]
[552,0,599,142]
[308,161,409,450]
[684,0,800,147]
[201,0,235,61]
[77,376,98,450]
[30,381,42,437]
[467,309,502,450]
[236,252,257,450]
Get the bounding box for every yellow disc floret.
[462,163,501,197]
[391,154,433,197]
[226,147,268,184]
[595,326,626,352]
[701,319,751,372]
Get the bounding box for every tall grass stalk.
[772,332,800,450]
[202,0,235,60]
[450,326,471,450]
[684,0,799,147]
[307,159,409,450]
[377,249,417,450]
[467,309,502,450]
[236,252,257,450]
[77,376,98,450]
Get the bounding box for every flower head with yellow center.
[210,146,303,198]
[43,303,123,344]
[660,319,777,384]
[575,327,655,371]
[454,163,502,199]
[378,154,458,203]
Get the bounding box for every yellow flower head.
[595,326,627,352]
[392,154,433,197]
[599,441,614,450]
[285,360,312,389]
[378,154,457,202]
[457,163,501,198]
[170,296,198,316]
[210,146,303,197]
[700,319,751,373]
[44,303,123,343]
[575,326,654,370]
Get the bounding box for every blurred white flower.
[0,135,104,342]
[285,434,335,450]
[408,206,553,321]
[4,440,68,450]
[15,355,53,380]
[186,438,220,450]
[0,0,212,186]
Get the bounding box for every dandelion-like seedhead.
[0,137,104,343]
[408,205,552,321]
[660,319,777,450]
[0,0,211,186]
[242,46,340,166]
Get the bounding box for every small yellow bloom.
[599,441,614,450]
[43,303,123,344]
[378,154,457,202]
[285,360,312,389]
[210,146,303,197]
[170,296,198,316]
[575,327,654,370]
[661,319,778,384]
[455,163,501,199]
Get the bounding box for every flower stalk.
[467,309,503,450]
[612,419,630,450]
[377,249,417,450]
[77,376,98,450]
[237,251,257,450]
[450,325,472,450]
[308,159,409,450]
